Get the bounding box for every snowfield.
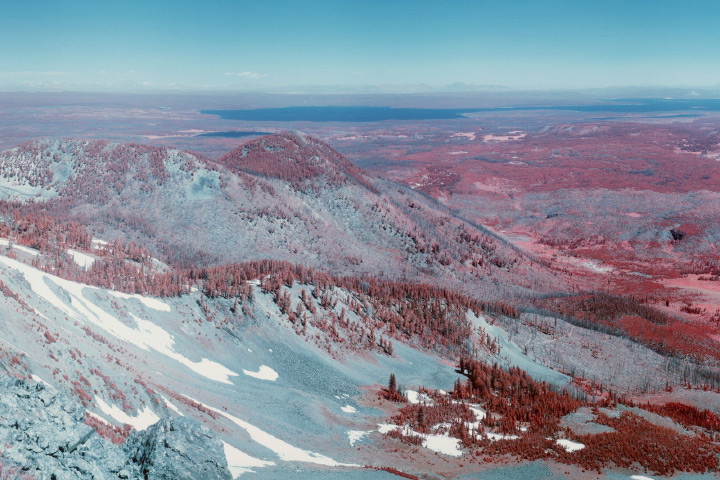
[0,254,238,384]
[222,441,275,478]
[189,396,359,467]
[242,365,279,381]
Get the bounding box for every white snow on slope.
[486,432,520,441]
[406,390,433,405]
[85,411,113,428]
[0,238,39,256]
[631,476,655,480]
[29,374,51,387]
[67,249,95,269]
[188,396,358,467]
[91,238,108,249]
[423,433,462,456]
[160,394,184,416]
[0,254,237,384]
[377,423,462,457]
[223,441,275,478]
[464,406,487,431]
[341,405,356,414]
[469,406,486,422]
[107,290,171,312]
[242,365,278,381]
[95,396,160,430]
[126,314,238,384]
[347,430,368,446]
[556,438,585,452]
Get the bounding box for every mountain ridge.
[217,131,378,192]
[0,135,556,300]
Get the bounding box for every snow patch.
[341,405,356,414]
[223,441,275,478]
[469,407,486,422]
[0,239,39,257]
[631,476,655,480]
[85,411,113,427]
[189,396,358,467]
[483,131,526,142]
[486,432,520,441]
[107,290,171,312]
[377,423,462,457]
[13,244,40,256]
[243,365,278,381]
[94,396,159,431]
[556,438,585,452]
[423,433,462,457]
[450,132,476,140]
[29,374,51,387]
[67,249,95,269]
[582,261,613,273]
[160,395,184,416]
[347,430,368,446]
[406,390,433,405]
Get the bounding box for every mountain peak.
[217,132,376,191]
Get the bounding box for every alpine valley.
[1,91,720,480]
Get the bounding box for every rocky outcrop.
[0,376,232,480]
[123,417,231,480]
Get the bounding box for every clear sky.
[1,0,719,92]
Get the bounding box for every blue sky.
[1,0,719,92]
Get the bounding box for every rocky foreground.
[0,376,232,480]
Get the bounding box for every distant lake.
[201,106,473,122]
[198,131,272,138]
[201,99,719,122]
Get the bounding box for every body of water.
[201,99,720,122]
[198,131,272,138]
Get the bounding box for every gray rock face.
[123,417,232,480]
[0,376,132,480]
[0,376,232,480]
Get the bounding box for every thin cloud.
[225,71,266,79]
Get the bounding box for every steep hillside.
[3,135,719,478]
[0,137,557,300]
[0,240,718,478]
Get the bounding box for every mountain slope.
[0,245,494,477]
[216,131,377,192]
[0,136,558,299]
[0,238,717,479]
[1,137,719,478]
